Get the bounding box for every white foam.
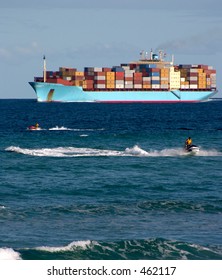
[5,146,124,157]
[5,145,222,158]
[78,128,105,131]
[35,240,91,252]
[49,126,72,131]
[125,145,149,156]
[0,248,21,260]
[196,149,222,156]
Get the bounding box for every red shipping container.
[115,72,124,79]
[94,80,106,85]
[125,77,133,81]
[94,72,105,76]
[188,73,198,77]
[102,67,112,72]
[84,74,94,80]
[148,68,160,72]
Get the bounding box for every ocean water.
[0,99,222,260]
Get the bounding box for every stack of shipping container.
[34,61,216,91]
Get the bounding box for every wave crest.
[0,248,21,260]
[19,239,222,260]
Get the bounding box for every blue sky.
[0,0,221,98]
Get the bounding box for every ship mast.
[43,55,46,83]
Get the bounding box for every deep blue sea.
[0,99,222,260]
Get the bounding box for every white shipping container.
[143,77,151,81]
[188,76,198,81]
[115,84,124,89]
[125,69,135,74]
[189,69,198,73]
[94,84,106,89]
[134,84,142,89]
[64,76,72,81]
[125,73,134,77]
[116,80,124,85]
[125,81,133,85]
[160,85,168,89]
[180,77,185,82]
[151,76,160,81]
[94,67,103,72]
[189,85,198,89]
[125,84,134,89]
[122,66,130,71]
[94,76,106,80]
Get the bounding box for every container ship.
[29,50,217,103]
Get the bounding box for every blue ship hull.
[29,82,217,103]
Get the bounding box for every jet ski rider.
[185,137,192,149]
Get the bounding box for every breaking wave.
[5,145,222,158]
[15,239,222,260]
[0,248,22,260]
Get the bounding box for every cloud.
[157,27,222,56]
[0,42,43,62]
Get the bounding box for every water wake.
[28,126,105,131]
[5,145,222,157]
[49,126,72,131]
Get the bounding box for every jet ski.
[185,144,200,154]
[28,125,41,130]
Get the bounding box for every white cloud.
[157,27,222,56]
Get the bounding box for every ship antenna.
[171,54,174,65]
[43,55,46,83]
[150,48,153,60]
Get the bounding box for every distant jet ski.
[28,126,40,130]
[185,144,200,154]
[28,123,40,130]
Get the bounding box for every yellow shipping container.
[106,77,115,82]
[181,81,189,86]
[106,84,115,89]
[197,69,203,74]
[75,71,84,76]
[198,85,207,89]
[143,85,151,89]
[106,72,115,77]
[160,69,169,77]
